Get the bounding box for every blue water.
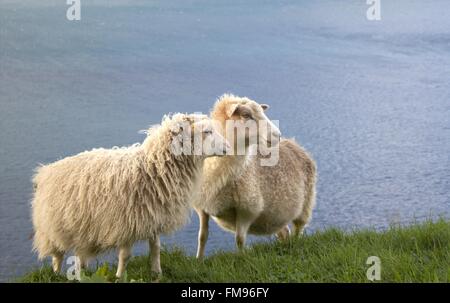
[1,0,449,281]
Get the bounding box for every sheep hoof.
[150,270,162,282]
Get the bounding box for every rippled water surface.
[1,0,449,281]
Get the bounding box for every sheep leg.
[149,235,161,274]
[293,208,313,237]
[52,251,64,273]
[196,209,210,259]
[77,255,89,271]
[116,246,132,278]
[276,225,291,241]
[235,211,255,250]
[293,175,316,237]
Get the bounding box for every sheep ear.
[226,104,240,118]
[170,123,183,136]
[261,104,269,111]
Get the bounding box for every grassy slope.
[19,220,450,283]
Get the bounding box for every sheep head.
[210,94,281,154]
[168,114,230,158]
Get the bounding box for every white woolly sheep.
[32,113,229,278]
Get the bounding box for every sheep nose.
[223,141,231,155]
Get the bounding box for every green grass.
[18,219,450,283]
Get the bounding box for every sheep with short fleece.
[193,94,317,258]
[31,113,229,278]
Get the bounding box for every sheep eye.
[204,129,213,134]
[242,113,252,120]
